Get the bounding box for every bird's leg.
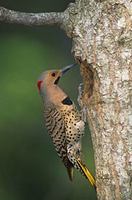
[77,83,87,123]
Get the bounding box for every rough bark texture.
[67,1,132,200]
[0,1,132,200]
[0,6,66,26]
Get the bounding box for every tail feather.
[67,167,74,181]
[76,159,96,189]
[63,157,74,181]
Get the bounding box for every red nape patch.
[37,80,43,91]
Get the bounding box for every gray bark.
[69,1,132,200]
[0,1,132,199]
[0,6,65,26]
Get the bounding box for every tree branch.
[0,6,65,26]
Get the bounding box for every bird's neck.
[42,84,67,107]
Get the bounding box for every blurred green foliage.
[0,1,97,200]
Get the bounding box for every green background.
[0,1,96,199]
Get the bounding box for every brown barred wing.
[44,106,71,167]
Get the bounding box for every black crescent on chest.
[61,96,73,105]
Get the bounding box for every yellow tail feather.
[76,159,96,189]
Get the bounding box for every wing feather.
[44,106,73,173]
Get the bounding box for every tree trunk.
[67,0,132,199]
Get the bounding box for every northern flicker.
[37,64,96,188]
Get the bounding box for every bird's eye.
[51,72,56,77]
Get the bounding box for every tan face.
[37,63,76,92]
[37,70,62,91]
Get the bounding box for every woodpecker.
[37,64,96,188]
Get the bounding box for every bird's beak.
[61,63,76,76]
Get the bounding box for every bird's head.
[37,64,76,92]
